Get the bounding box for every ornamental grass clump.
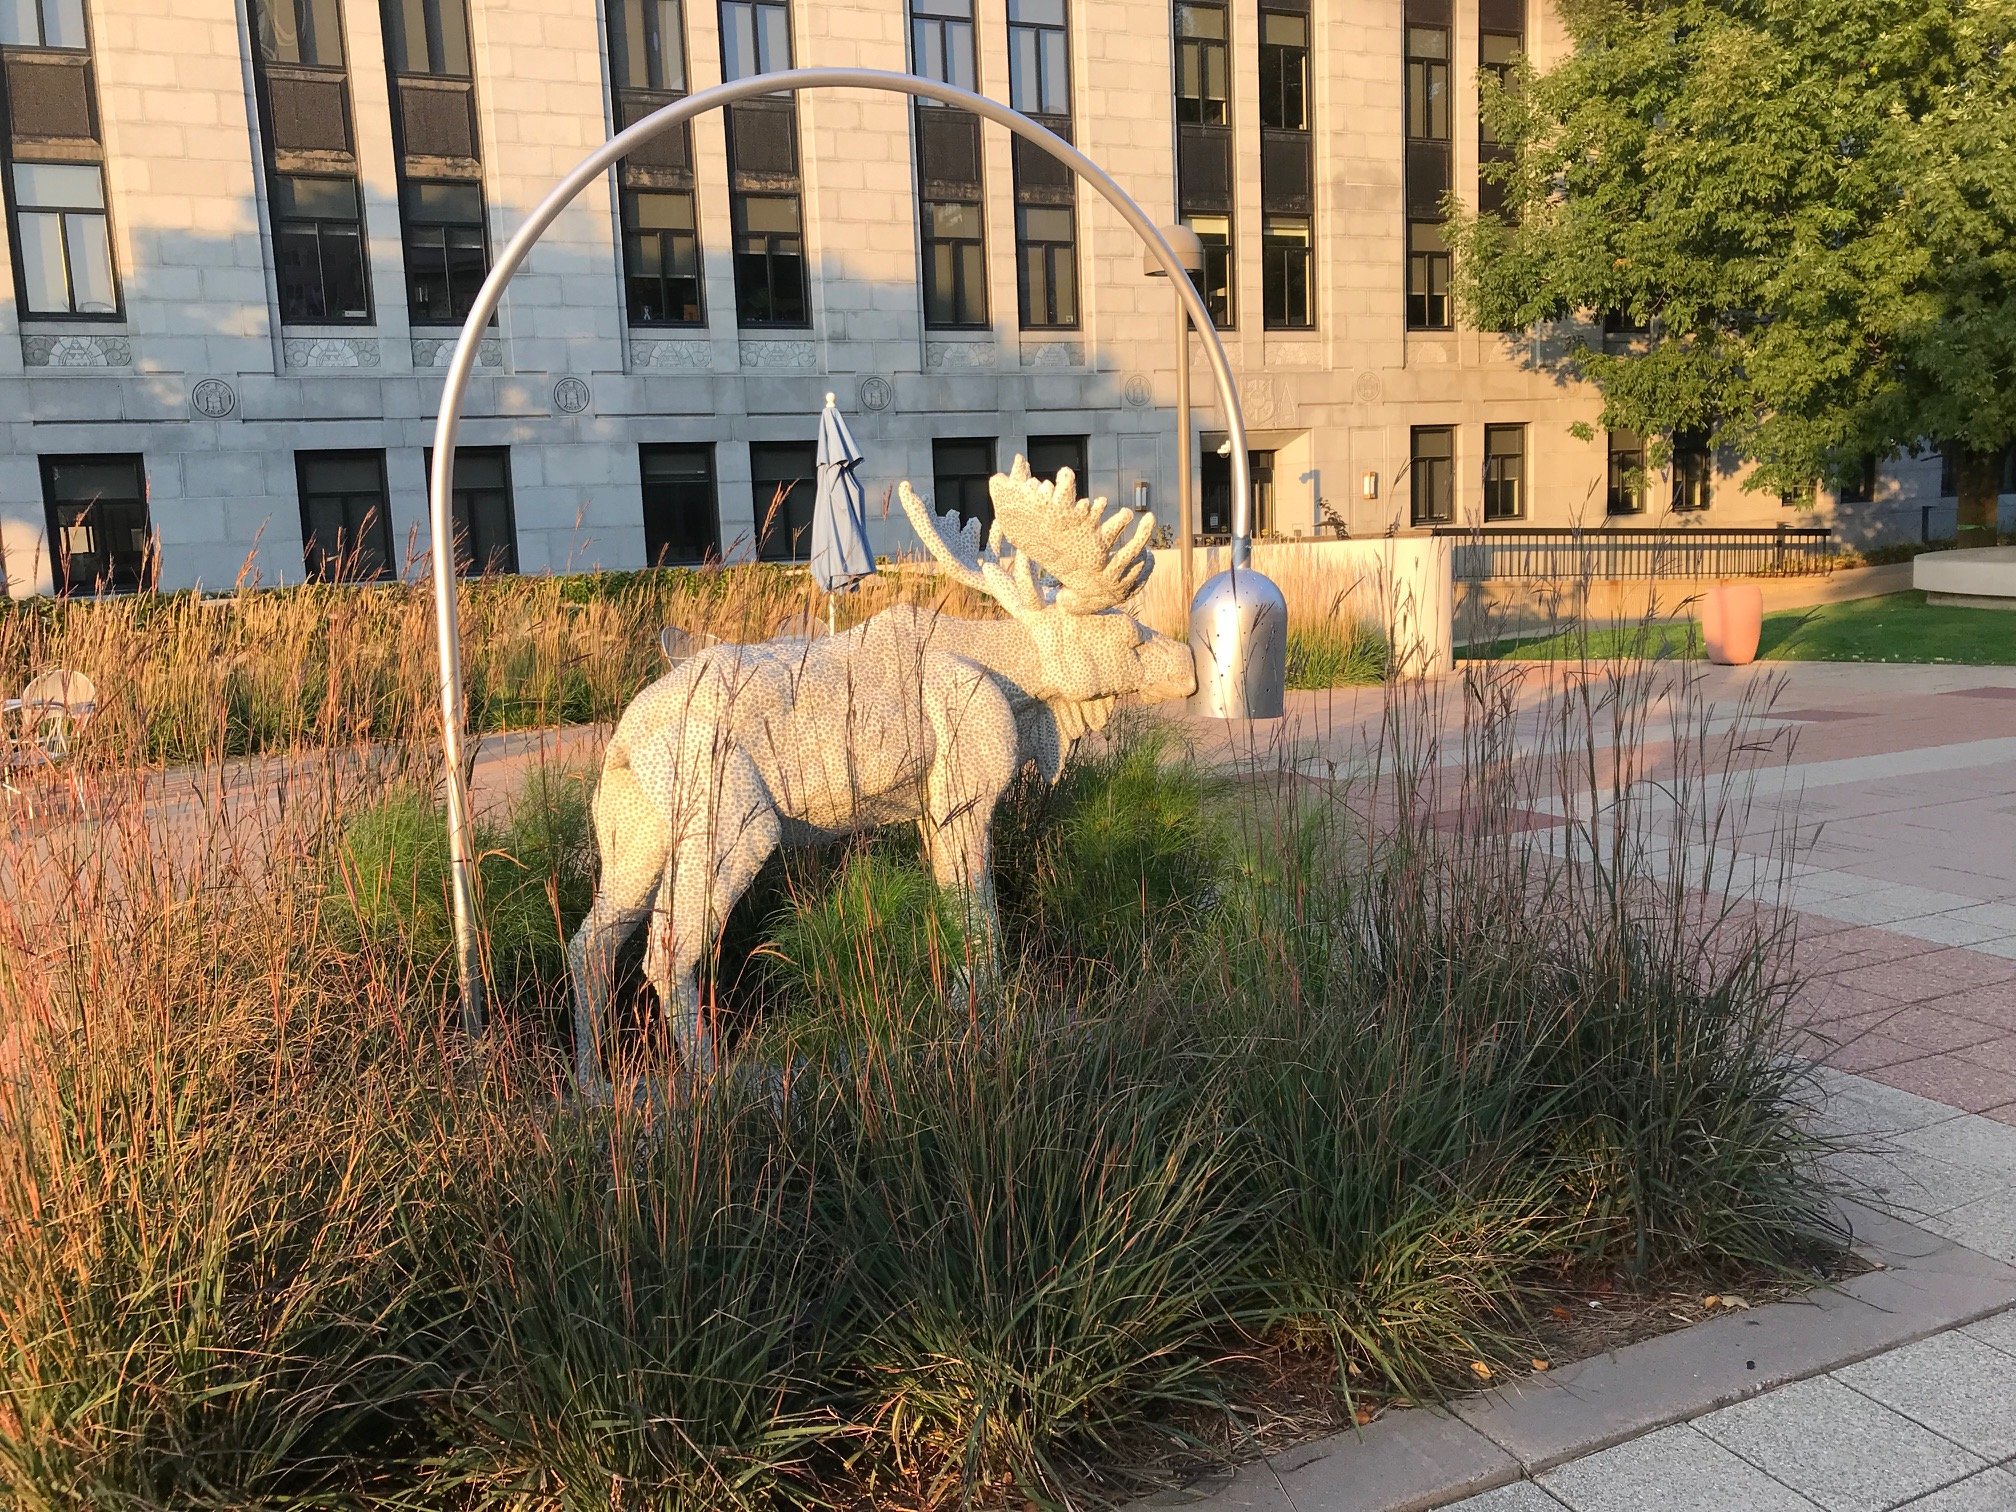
[0,573,1844,1509]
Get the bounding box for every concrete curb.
[1136,1202,2016,1512]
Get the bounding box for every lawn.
[1480,591,2016,666]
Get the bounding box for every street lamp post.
[1143,226,1205,634]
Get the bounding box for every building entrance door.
[1201,448,1274,537]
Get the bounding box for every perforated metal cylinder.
[1187,566,1288,720]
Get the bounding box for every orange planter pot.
[1701,582,1764,666]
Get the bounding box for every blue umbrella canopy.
[809,393,876,595]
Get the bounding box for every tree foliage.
[1449,0,2016,538]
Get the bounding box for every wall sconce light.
[1133,480,1151,513]
[1362,471,1380,500]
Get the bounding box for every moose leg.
[919,660,1018,997]
[652,751,781,1077]
[567,758,671,1097]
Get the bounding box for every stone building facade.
[0,0,1970,597]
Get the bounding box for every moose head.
[898,457,1197,712]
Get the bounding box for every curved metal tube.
[427,66,1253,1029]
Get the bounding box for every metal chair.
[3,669,98,811]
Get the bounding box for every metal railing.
[1432,525,1838,582]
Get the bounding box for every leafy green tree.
[1449,0,2016,544]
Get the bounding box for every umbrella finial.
[825,391,836,406]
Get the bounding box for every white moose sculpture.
[566,458,1197,1086]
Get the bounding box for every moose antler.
[897,479,1051,622]
[988,457,1154,614]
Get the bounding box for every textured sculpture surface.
[566,459,1197,1085]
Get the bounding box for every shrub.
[1285,620,1390,688]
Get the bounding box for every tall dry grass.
[0,571,1843,1509]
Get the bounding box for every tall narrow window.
[401,179,486,323]
[41,454,150,594]
[2,0,121,323]
[1405,2,1453,331]
[1483,424,1525,521]
[1407,221,1449,330]
[1478,0,1523,218]
[934,437,997,532]
[1410,426,1455,525]
[1259,1,1312,329]
[249,0,370,325]
[1174,0,1234,327]
[1606,430,1648,516]
[1007,0,1076,331]
[298,450,396,581]
[752,440,817,561]
[425,445,518,573]
[911,0,988,329]
[608,0,703,327]
[640,444,721,565]
[1671,431,1711,513]
[380,0,488,328]
[1837,455,1878,505]
[720,0,806,328]
[10,163,115,315]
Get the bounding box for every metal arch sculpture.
[426,67,1269,1035]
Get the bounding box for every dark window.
[719,0,790,78]
[425,445,516,573]
[381,0,469,76]
[1606,430,1647,516]
[1603,307,1649,338]
[934,437,997,533]
[273,174,369,323]
[1479,28,1520,146]
[1188,213,1232,328]
[1411,427,1455,525]
[1016,203,1077,327]
[41,454,149,595]
[298,449,396,581]
[1174,0,1229,125]
[1258,8,1307,130]
[608,0,687,91]
[1672,431,1711,512]
[751,440,816,561]
[1939,445,1957,500]
[640,443,721,565]
[1483,424,1524,521]
[1026,433,1086,489]
[0,0,86,47]
[1201,449,1274,536]
[10,162,117,316]
[1407,219,1449,330]
[250,0,344,64]
[1479,19,1521,216]
[1838,455,1878,505]
[733,191,806,326]
[1405,24,1450,141]
[1005,0,1068,116]
[1262,214,1311,329]
[922,199,986,326]
[622,188,702,324]
[402,178,487,324]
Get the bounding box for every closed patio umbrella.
[809,392,876,632]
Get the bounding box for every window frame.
[400,177,489,326]
[750,439,817,562]
[272,173,372,325]
[0,0,89,50]
[933,435,998,533]
[1015,201,1078,329]
[1404,22,1451,142]
[920,196,988,329]
[296,448,398,582]
[731,189,808,328]
[638,442,723,566]
[1257,6,1307,131]
[423,444,518,574]
[1406,218,1450,332]
[380,0,471,78]
[620,186,704,326]
[718,0,792,81]
[1482,423,1525,522]
[250,0,347,66]
[1606,430,1649,517]
[1005,0,1070,119]
[1410,425,1456,526]
[1671,431,1712,513]
[607,0,688,93]
[39,452,150,595]
[1261,212,1312,330]
[1185,212,1233,330]
[1174,0,1230,127]
[7,160,123,321]
[1024,432,1087,489]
